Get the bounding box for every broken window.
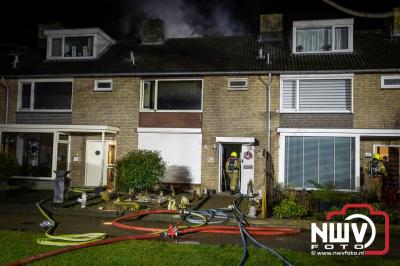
[141,80,202,111]
[157,81,202,110]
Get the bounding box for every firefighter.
[363,153,388,201]
[225,151,240,193]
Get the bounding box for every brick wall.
[16,112,72,124]
[202,76,268,191]
[354,73,400,128]
[280,113,353,128]
[71,77,140,158]
[139,112,202,128]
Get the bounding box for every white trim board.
[277,128,400,137]
[0,124,119,134]
[215,137,255,143]
[137,128,201,134]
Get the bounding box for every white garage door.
[138,132,202,184]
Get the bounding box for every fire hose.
[36,197,106,246]
[5,197,300,266]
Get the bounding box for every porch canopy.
[0,124,119,183]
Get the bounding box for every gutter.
[0,77,9,124]
[3,68,400,79]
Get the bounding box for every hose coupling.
[39,220,55,229]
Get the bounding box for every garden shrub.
[273,198,308,219]
[0,153,18,179]
[115,150,166,193]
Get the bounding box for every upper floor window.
[381,76,400,89]
[228,78,248,90]
[45,28,115,60]
[280,75,353,113]
[141,80,203,111]
[293,19,353,53]
[94,80,113,91]
[18,80,73,112]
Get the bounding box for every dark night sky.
[1,0,399,46]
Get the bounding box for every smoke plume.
[120,0,247,38]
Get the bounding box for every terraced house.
[1,12,400,195]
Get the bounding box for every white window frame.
[17,79,74,112]
[140,79,203,112]
[47,34,98,60]
[228,78,248,90]
[94,80,113,92]
[381,76,400,89]
[279,74,354,113]
[292,18,354,54]
[278,131,360,192]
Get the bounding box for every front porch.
[0,124,119,189]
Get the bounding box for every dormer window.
[45,28,115,60]
[293,19,353,54]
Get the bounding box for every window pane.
[64,36,93,57]
[2,133,53,177]
[57,143,68,171]
[21,83,31,109]
[97,82,111,89]
[384,78,400,86]
[304,137,318,186]
[299,79,351,111]
[143,81,155,109]
[51,38,62,57]
[296,27,332,52]
[282,80,296,110]
[335,137,351,189]
[157,81,202,110]
[319,137,334,187]
[34,82,72,110]
[285,136,303,187]
[335,27,349,50]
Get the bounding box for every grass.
[0,230,398,266]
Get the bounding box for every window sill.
[10,176,54,181]
[279,110,353,114]
[17,110,72,113]
[139,110,203,113]
[292,50,353,55]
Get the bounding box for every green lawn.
[0,230,398,266]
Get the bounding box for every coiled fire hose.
[233,196,293,266]
[5,198,300,266]
[36,197,106,246]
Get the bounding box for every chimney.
[259,14,283,41]
[37,22,63,49]
[140,19,165,45]
[394,7,400,36]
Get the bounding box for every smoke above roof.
[120,0,248,38]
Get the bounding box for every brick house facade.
[1,16,400,194]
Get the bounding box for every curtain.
[296,27,332,52]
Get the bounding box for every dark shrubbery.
[273,198,308,219]
[115,150,166,193]
[0,153,18,179]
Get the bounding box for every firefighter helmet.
[230,152,238,158]
[372,153,381,160]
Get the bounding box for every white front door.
[240,144,255,194]
[85,141,107,186]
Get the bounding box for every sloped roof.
[1,30,400,77]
